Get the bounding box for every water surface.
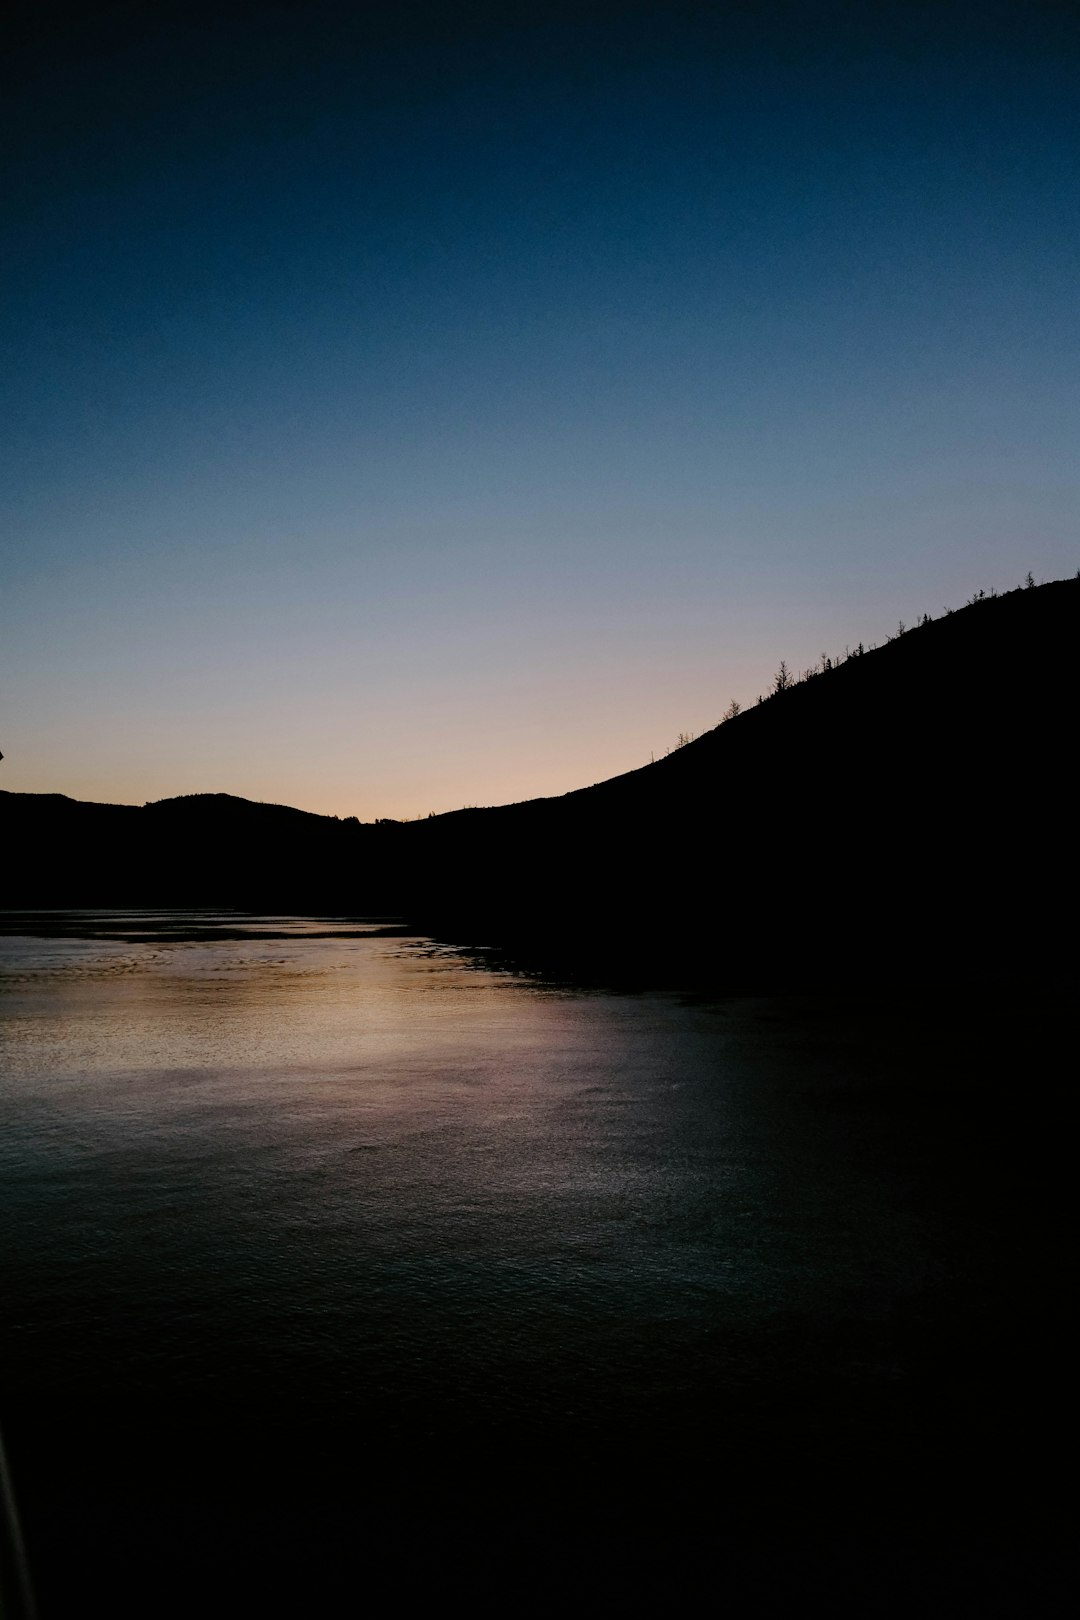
[0,914,1069,1615]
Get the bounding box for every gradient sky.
[4,1,1078,818]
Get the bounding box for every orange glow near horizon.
[6,570,1076,821]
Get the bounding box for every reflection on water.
[0,913,1069,1616]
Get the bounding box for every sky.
[3,0,1078,819]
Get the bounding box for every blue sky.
[3,2,1077,816]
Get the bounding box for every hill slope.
[404,578,1076,980]
[3,578,1076,984]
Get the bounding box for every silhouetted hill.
[405,578,1077,982]
[4,578,1076,985]
[1,790,372,915]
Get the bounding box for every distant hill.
[3,577,1076,985]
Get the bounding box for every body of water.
[0,914,1070,1614]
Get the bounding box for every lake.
[0,914,1070,1615]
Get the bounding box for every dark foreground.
[0,918,1072,1616]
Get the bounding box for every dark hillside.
[3,577,1076,985]
[404,577,1078,982]
[1,791,378,914]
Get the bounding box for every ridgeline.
[4,576,1076,986]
